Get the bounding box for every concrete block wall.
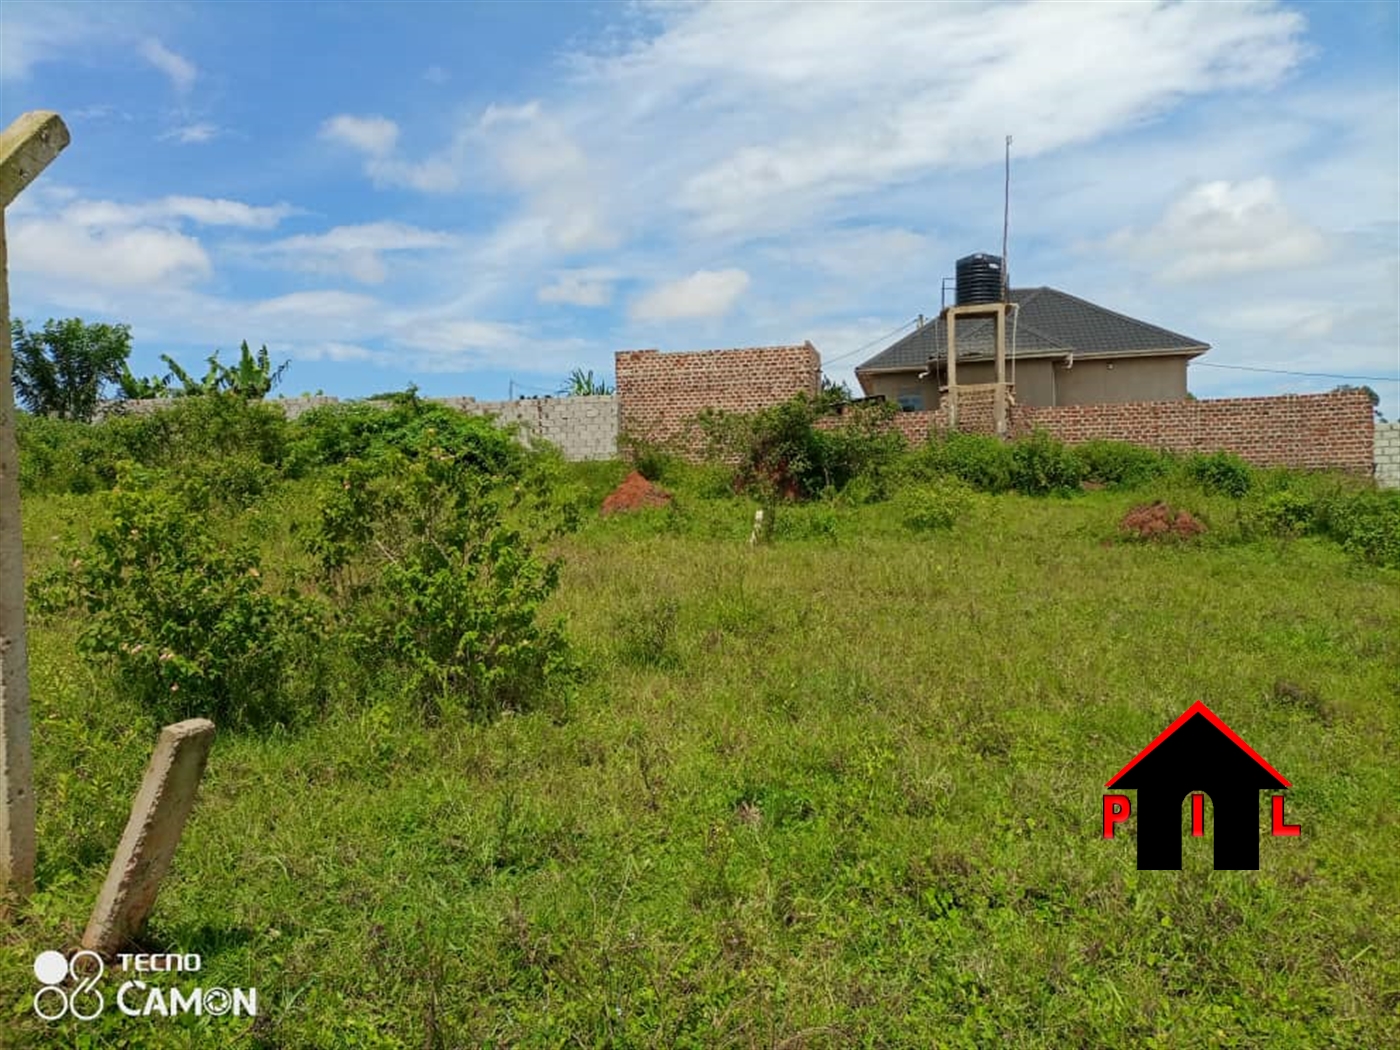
[615,344,821,454]
[1375,422,1400,488]
[451,396,618,461]
[102,394,619,461]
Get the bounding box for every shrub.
[619,432,680,484]
[285,398,524,478]
[1076,440,1173,488]
[1185,451,1254,498]
[15,413,109,495]
[897,478,975,532]
[304,449,576,721]
[1010,429,1085,495]
[909,432,1015,493]
[29,463,321,728]
[1320,489,1400,569]
[698,394,903,502]
[1240,488,1319,539]
[772,504,840,542]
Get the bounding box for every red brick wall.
[615,344,821,452]
[821,390,1374,473]
[1008,390,1374,471]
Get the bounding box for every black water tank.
[955,253,1004,305]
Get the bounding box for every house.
[854,255,1210,411]
[1106,702,1290,871]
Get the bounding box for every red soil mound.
[601,471,674,515]
[1119,502,1207,541]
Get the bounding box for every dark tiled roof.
[855,287,1209,373]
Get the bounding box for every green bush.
[304,449,576,721]
[897,478,975,532]
[619,433,681,484]
[16,413,109,495]
[1076,440,1173,488]
[1010,429,1085,495]
[1320,489,1400,569]
[698,394,904,501]
[1185,451,1254,498]
[285,397,524,478]
[909,432,1016,493]
[1240,488,1319,539]
[19,397,291,496]
[29,463,321,728]
[772,504,840,542]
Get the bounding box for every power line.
[823,317,922,366]
[1191,361,1398,384]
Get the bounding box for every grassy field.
[3,459,1399,1048]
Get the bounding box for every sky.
[1,0,1397,416]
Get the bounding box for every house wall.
[857,371,941,411]
[1053,355,1189,405]
[859,356,1183,409]
[614,344,821,452]
[1375,422,1400,489]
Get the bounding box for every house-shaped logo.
[1103,701,1300,870]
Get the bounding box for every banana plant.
[160,341,289,399]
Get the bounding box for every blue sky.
[2,0,1397,415]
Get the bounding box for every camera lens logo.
[33,950,105,1021]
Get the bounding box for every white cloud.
[1108,178,1330,282]
[537,270,615,307]
[630,268,750,321]
[320,114,464,192]
[162,122,221,144]
[64,195,295,230]
[9,218,211,289]
[321,114,400,157]
[256,222,456,284]
[6,191,294,294]
[562,1,1305,236]
[0,3,125,81]
[139,38,197,93]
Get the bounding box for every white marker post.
[0,112,71,897]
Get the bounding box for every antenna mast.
[1001,134,1012,302]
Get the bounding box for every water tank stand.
[941,302,1010,437]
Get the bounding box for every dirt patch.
[601,471,674,515]
[1119,502,1207,541]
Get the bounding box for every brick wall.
[823,389,1375,474]
[1375,422,1400,489]
[615,344,821,453]
[1007,390,1374,472]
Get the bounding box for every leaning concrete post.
[0,111,71,897]
[82,719,216,955]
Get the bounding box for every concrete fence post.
[82,719,216,955]
[1,111,71,897]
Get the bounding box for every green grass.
[3,474,1398,1048]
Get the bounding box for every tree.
[559,368,613,396]
[10,317,132,421]
[1332,384,1385,422]
[163,340,289,399]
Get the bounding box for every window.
[896,390,925,412]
